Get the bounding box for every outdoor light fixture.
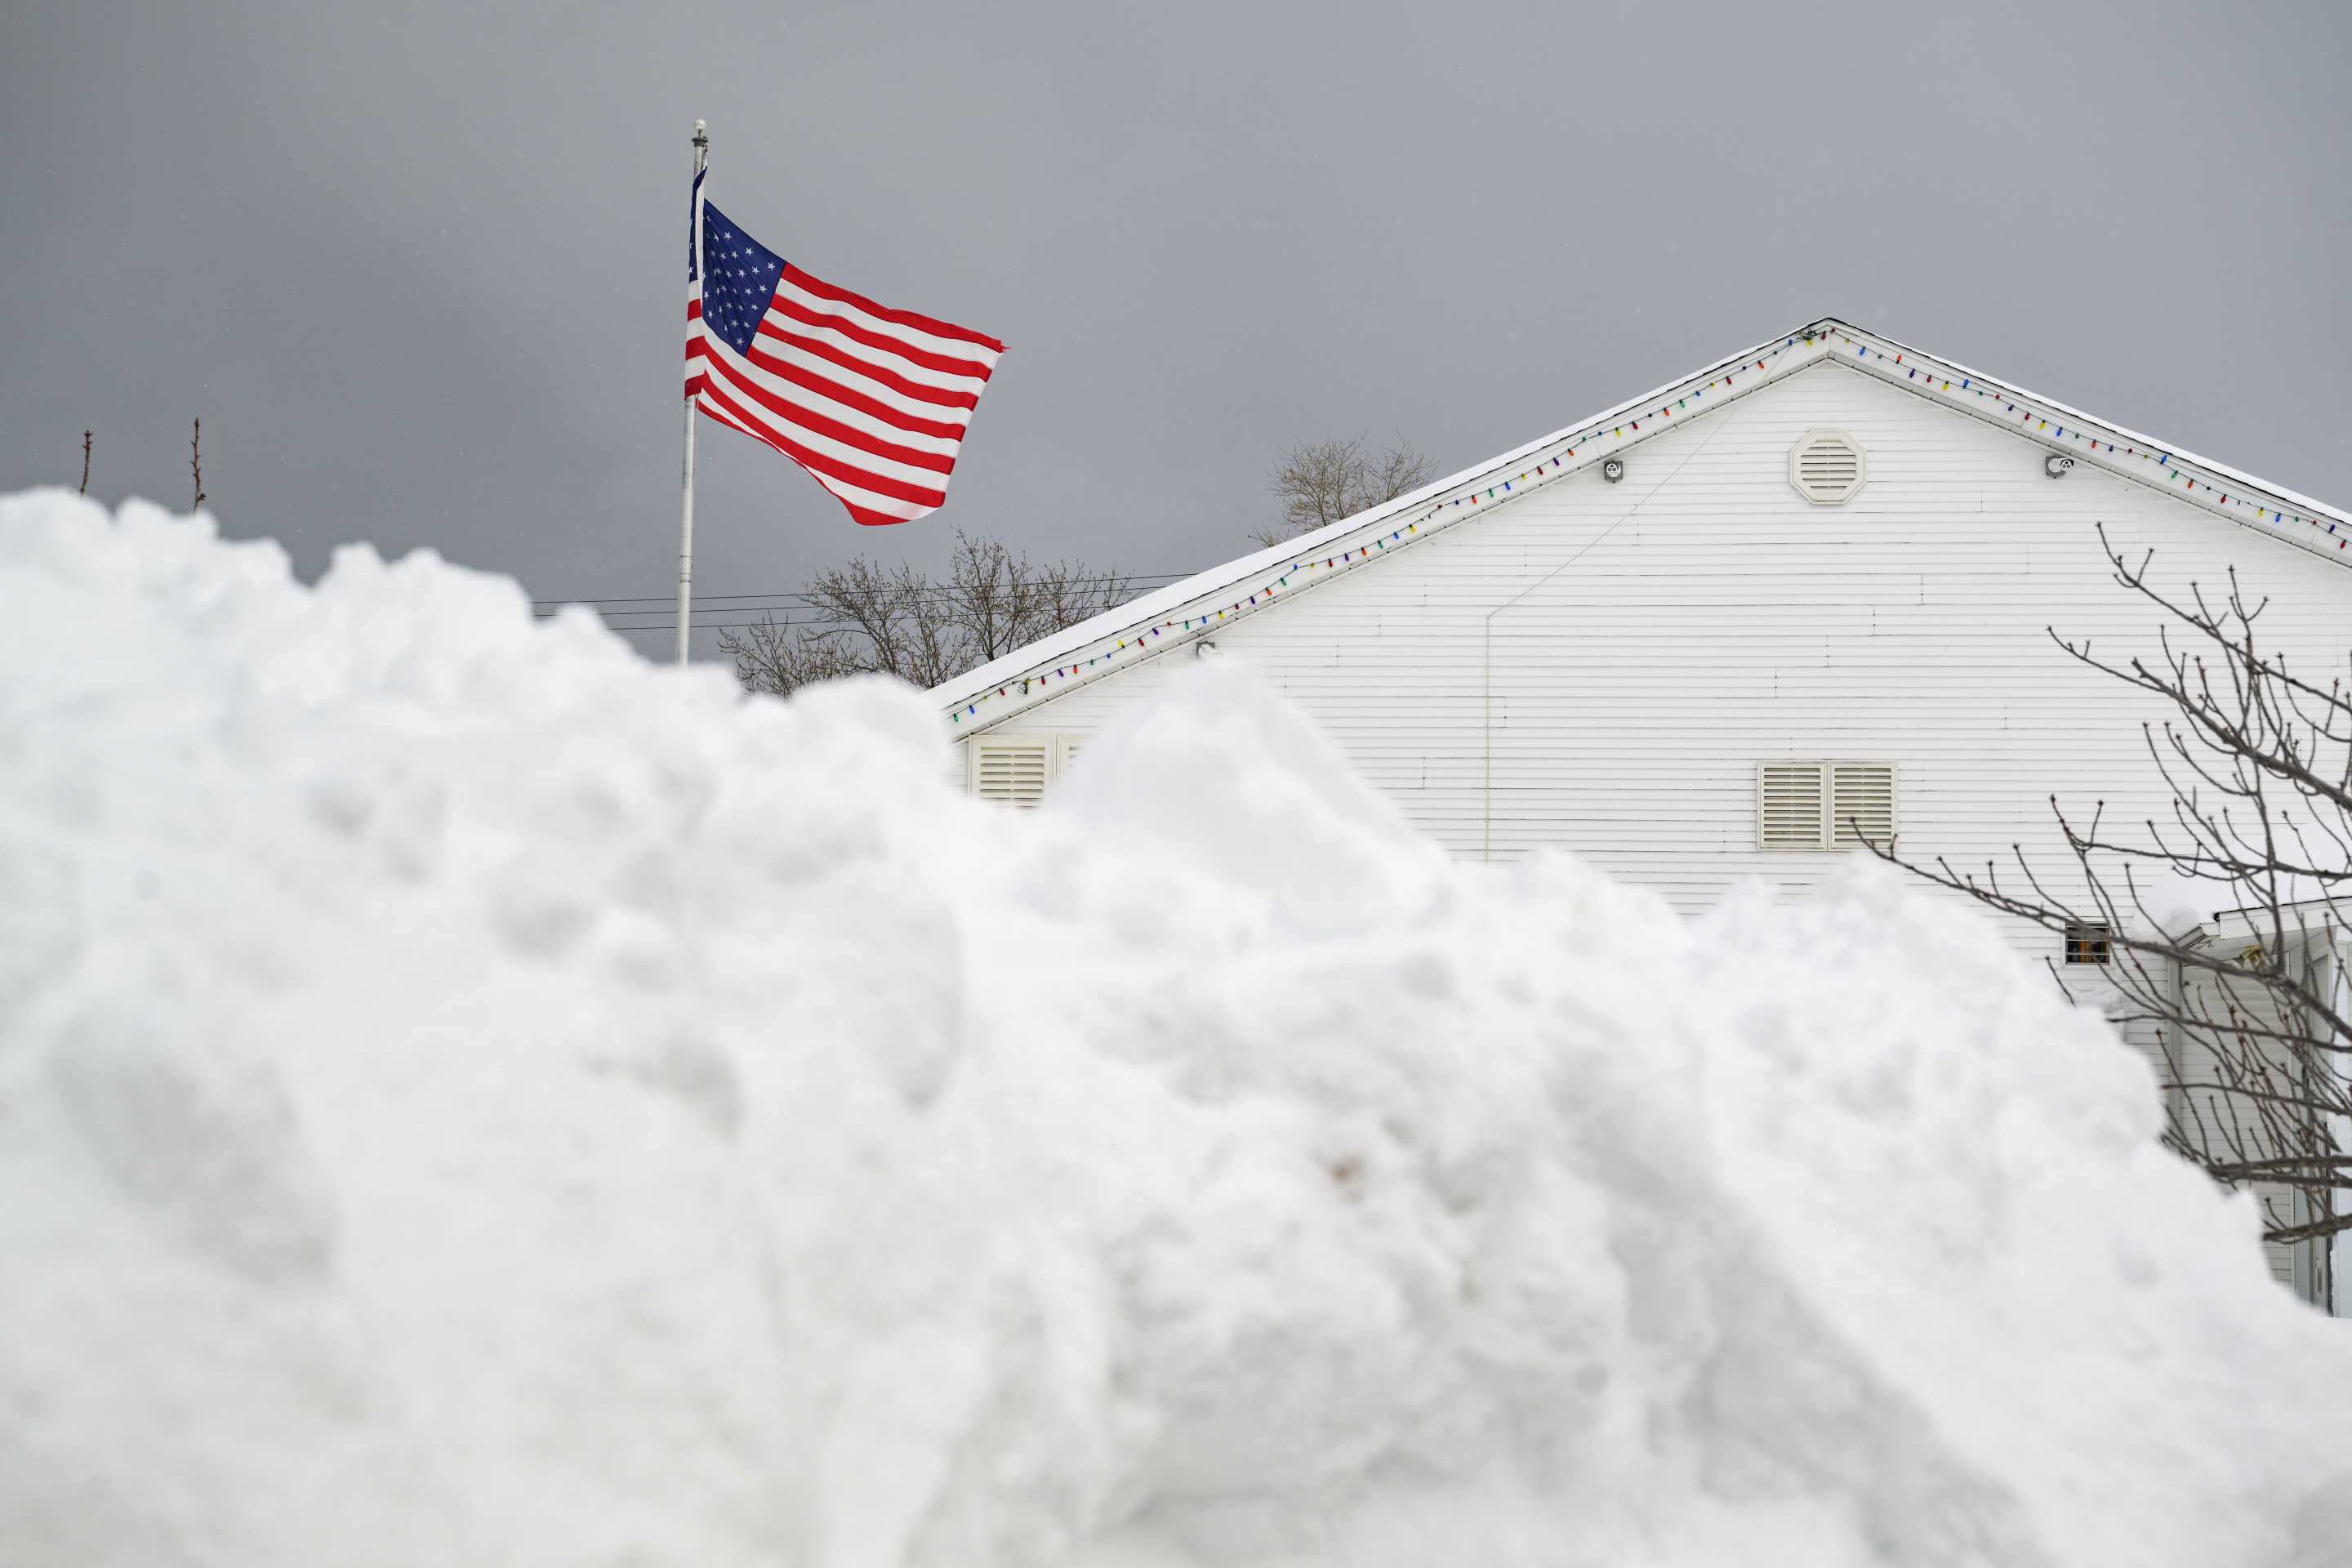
[1195,640,1220,661]
[2045,453,2075,479]
[1601,458,1626,483]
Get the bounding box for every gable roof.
[935,316,2352,733]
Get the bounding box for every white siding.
[2171,947,2339,1298]
[960,361,2352,927]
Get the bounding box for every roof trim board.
[933,317,2350,731]
[1826,326,2352,559]
[935,325,1827,728]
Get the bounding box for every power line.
[542,604,1174,626]
[584,623,862,635]
[565,621,769,630]
[528,561,1237,642]
[592,619,1129,635]
[528,569,1192,611]
[535,597,1178,625]
[536,594,1175,620]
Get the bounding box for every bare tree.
[941,531,1138,663]
[801,557,963,688]
[190,419,206,510]
[79,430,91,495]
[1875,525,2350,1307]
[711,612,879,697]
[716,530,1136,698]
[1254,434,1433,549]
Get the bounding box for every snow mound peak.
[3,489,2349,1568]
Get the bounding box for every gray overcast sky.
[6,1,2348,662]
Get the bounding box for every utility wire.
[544,604,1173,626]
[562,574,1208,635]
[589,621,857,635]
[531,577,1196,625]
[529,569,1189,611]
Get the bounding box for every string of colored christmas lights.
[947,336,1827,724]
[949,325,2346,728]
[1828,331,2348,555]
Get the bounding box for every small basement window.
[1789,429,1868,504]
[2064,923,2113,965]
[1757,761,1898,850]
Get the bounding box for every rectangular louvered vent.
[971,738,1051,806]
[1758,761,1897,849]
[1757,763,1828,850]
[1830,763,1896,849]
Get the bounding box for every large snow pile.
[5,490,2350,1568]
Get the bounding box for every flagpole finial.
[693,118,707,147]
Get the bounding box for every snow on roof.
[934,317,2352,729]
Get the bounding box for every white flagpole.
[677,118,709,667]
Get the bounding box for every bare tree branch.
[717,530,1136,698]
[713,614,872,697]
[1253,434,1433,550]
[1873,524,2351,1305]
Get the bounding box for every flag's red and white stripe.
[687,265,1004,527]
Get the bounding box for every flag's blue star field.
[697,198,786,358]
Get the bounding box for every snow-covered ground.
[4,489,2350,1567]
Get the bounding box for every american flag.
[684,186,1004,528]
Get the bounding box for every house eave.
[935,320,1845,729]
[934,316,2352,733]
[1827,323,2352,567]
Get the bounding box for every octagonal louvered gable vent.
[1789,429,1867,504]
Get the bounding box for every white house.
[930,318,2352,1303]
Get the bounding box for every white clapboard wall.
[957,360,2352,918]
[2172,949,2343,1296]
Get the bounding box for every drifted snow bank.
[3,490,2350,1568]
